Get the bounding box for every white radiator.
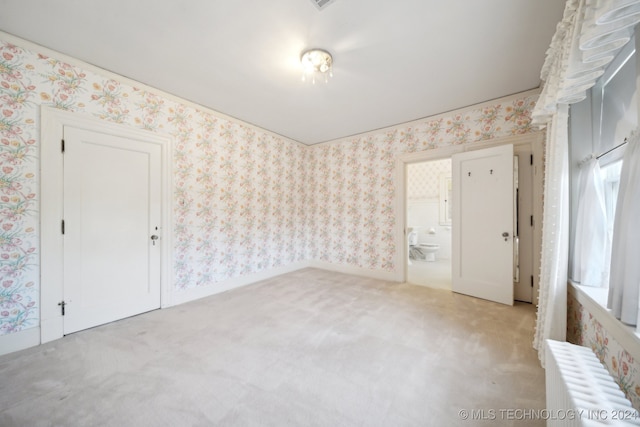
[546,339,640,426]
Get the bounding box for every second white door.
[452,144,515,305]
[63,126,162,334]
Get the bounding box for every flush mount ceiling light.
[300,48,333,84]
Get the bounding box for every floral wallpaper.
[0,40,307,336]
[304,99,537,270]
[0,36,539,338]
[567,292,640,411]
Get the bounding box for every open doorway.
[398,133,544,305]
[406,158,453,290]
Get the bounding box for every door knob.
[151,235,159,246]
[502,232,509,241]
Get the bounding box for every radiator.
[546,339,640,426]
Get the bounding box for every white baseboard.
[308,260,402,282]
[170,261,311,306]
[0,327,40,357]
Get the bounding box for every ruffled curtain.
[571,158,609,287]
[533,0,640,125]
[608,130,640,325]
[531,0,640,365]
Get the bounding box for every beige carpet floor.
[0,268,545,426]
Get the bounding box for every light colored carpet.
[0,268,545,426]
[407,258,452,290]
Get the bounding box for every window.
[569,37,636,289]
[568,27,640,331]
[600,160,622,238]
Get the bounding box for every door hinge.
[61,139,65,153]
[530,215,534,227]
[531,275,534,288]
[58,300,66,316]
[61,219,65,235]
[530,154,533,165]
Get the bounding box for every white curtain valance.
[532,0,640,125]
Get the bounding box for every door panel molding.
[62,127,162,334]
[452,144,514,305]
[40,106,173,343]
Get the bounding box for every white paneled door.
[452,144,515,306]
[62,126,162,334]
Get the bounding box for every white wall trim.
[0,327,40,357]
[394,155,408,282]
[569,281,640,365]
[172,261,311,306]
[40,106,174,343]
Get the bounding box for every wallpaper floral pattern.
[567,293,640,411]
[0,37,539,337]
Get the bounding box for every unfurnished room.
[1,1,640,426]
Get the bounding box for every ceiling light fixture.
[300,48,333,84]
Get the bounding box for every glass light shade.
[300,49,333,84]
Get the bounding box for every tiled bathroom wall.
[407,159,452,259]
[407,159,451,201]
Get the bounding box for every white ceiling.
[0,0,565,145]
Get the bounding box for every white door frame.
[394,132,544,303]
[40,106,173,343]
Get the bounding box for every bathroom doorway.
[406,158,453,290]
[399,133,544,304]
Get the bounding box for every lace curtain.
[533,106,569,367]
[571,157,609,287]
[608,130,640,325]
[531,0,640,365]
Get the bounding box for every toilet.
[408,230,418,247]
[419,243,440,262]
[408,230,418,264]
